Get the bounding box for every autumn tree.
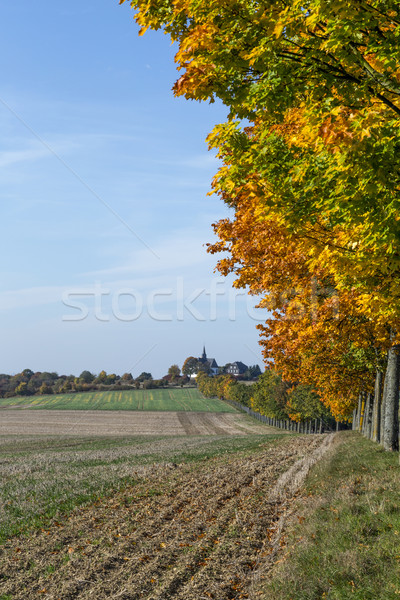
[182,356,199,377]
[122,0,400,447]
[197,373,234,399]
[121,372,133,382]
[251,370,290,419]
[287,385,332,424]
[39,383,53,396]
[95,370,108,384]
[226,380,252,406]
[168,364,181,382]
[15,382,31,397]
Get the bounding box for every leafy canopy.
[121,0,400,416]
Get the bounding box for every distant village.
[187,347,261,380]
[0,347,261,398]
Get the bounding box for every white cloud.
[0,285,67,311]
[0,145,51,168]
[82,225,216,280]
[0,226,224,314]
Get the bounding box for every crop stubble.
[0,410,271,437]
[0,435,328,600]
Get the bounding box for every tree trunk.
[352,409,357,431]
[368,393,374,439]
[356,393,363,431]
[361,394,368,435]
[363,393,373,440]
[372,370,383,443]
[380,369,388,444]
[383,344,400,452]
[359,392,366,433]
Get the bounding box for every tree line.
[0,360,262,399]
[197,370,336,428]
[0,368,186,398]
[121,0,400,450]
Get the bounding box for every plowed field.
[0,410,272,436]
[0,435,332,600]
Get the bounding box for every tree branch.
[348,42,400,96]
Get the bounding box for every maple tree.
[259,288,388,419]
[251,369,290,419]
[196,372,235,399]
[121,0,400,448]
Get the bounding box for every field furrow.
[0,435,326,600]
[0,410,272,437]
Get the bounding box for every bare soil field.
[0,435,333,600]
[0,409,274,436]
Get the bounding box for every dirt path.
[0,435,334,600]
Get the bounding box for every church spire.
[202,346,207,361]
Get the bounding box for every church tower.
[201,346,207,362]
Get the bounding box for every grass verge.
[262,431,400,600]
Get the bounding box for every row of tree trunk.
[226,399,333,433]
[352,345,400,451]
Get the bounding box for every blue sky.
[0,1,267,378]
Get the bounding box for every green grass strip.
[262,431,400,600]
[0,388,237,412]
